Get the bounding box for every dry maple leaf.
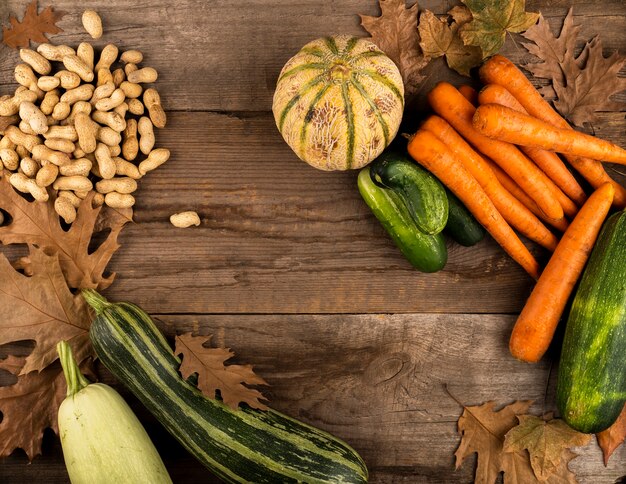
[501,448,578,484]
[0,358,93,460]
[459,0,539,59]
[597,403,626,466]
[1,0,64,49]
[175,333,269,411]
[0,246,93,375]
[521,9,626,127]
[360,0,429,96]
[455,400,533,483]
[503,415,592,481]
[418,9,482,76]
[0,177,130,290]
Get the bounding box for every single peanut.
[75,112,98,153]
[63,55,94,83]
[96,176,137,194]
[127,98,144,116]
[95,142,116,179]
[0,135,15,149]
[97,68,113,86]
[44,125,78,141]
[20,157,39,177]
[0,89,38,116]
[37,44,75,62]
[91,81,115,105]
[95,88,125,111]
[19,120,37,135]
[138,116,155,155]
[19,102,48,134]
[14,64,44,97]
[122,119,139,160]
[52,102,71,121]
[40,89,60,115]
[124,63,138,76]
[36,162,59,187]
[10,173,49,202]
[32,144,71,166]
[0,148,19,170]
[92,110,126,132]
[54,196,77,223]
[61,84,95,105]
[97,126,122,146]
[58,190,82,208]
[94,44,119,73]
[55,70,81,90]
[77,42,95,71]
[170,211,201,228]
[82,10,103,39]
[6,125,40,152]
[45,138,75,153]
[112,68,125,87]
[138,148,170,175]
[20,49,52,75]
[120,50,143,64]
[114,157,142,179]
[60,157,92,177]
[120,81,142,99]
[143,88,166,128]
[37,76,61,92]
[52,175,93,192]
[92,192,105,207]
[15,145,30,159]
[128,67,158,84]
[104,191,135,208]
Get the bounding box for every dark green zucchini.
[369,151,448,235]
[556,210,626,433]
[444,190,485,246]
[358,167,447,272]
[84,290,368,483]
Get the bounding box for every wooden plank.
[1,1,625,112]
[1,313,623,482]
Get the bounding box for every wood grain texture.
[1,313,624,482]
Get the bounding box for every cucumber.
[84,290,368,484]
[358,167,448,272]
[56,341,171,484]
[444,190,485,246]
[556,210,626,433]
[369,151,448,235]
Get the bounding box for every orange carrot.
[479,55,626,207]
[478,84,587,206]
[474,103,626,165]
[485,157,569,232]
[422,115,559,251]
[509,182,615,363]
[408,129,541,279]
[427,82,564,221]
[458,85,478,105]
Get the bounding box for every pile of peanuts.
[0,10,169,224]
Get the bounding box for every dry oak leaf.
[521,9,626,127]
[0,357,94,460]
[418,9,482,76]
[0,246,93,375]
[175,333,269,411]
[1,0,64,49]
[0,177,130,290]
[459,0,539,59]
[455,400,533,483]
[360,0,429,96]
[597,402,626,466]
[504,415,592,481]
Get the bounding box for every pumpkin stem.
[57,341,90,397]
[82,288,110,314]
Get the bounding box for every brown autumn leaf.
[597,403,626,466]
[501,448,578,484]
[1,0,64,49]
[455,400,533,483]
[360,0,428,96]
[0,355,27,374]
[175,333,269,411]
[0,246,93,375]
[0,358,93,460]
[0,177,130,290]
[522,8,626,127]
[418,9,482,76]
[504,415,592,480]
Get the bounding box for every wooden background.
[1,0,625,482]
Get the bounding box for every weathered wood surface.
[1,0,626,482]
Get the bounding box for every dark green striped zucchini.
[84,290,368,483]
[556,210,626,433]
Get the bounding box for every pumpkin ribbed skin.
[273,35,405,171]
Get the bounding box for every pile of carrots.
[407,55,624,364]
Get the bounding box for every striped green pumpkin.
[273,35,404,171]
[84,290,368,484]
